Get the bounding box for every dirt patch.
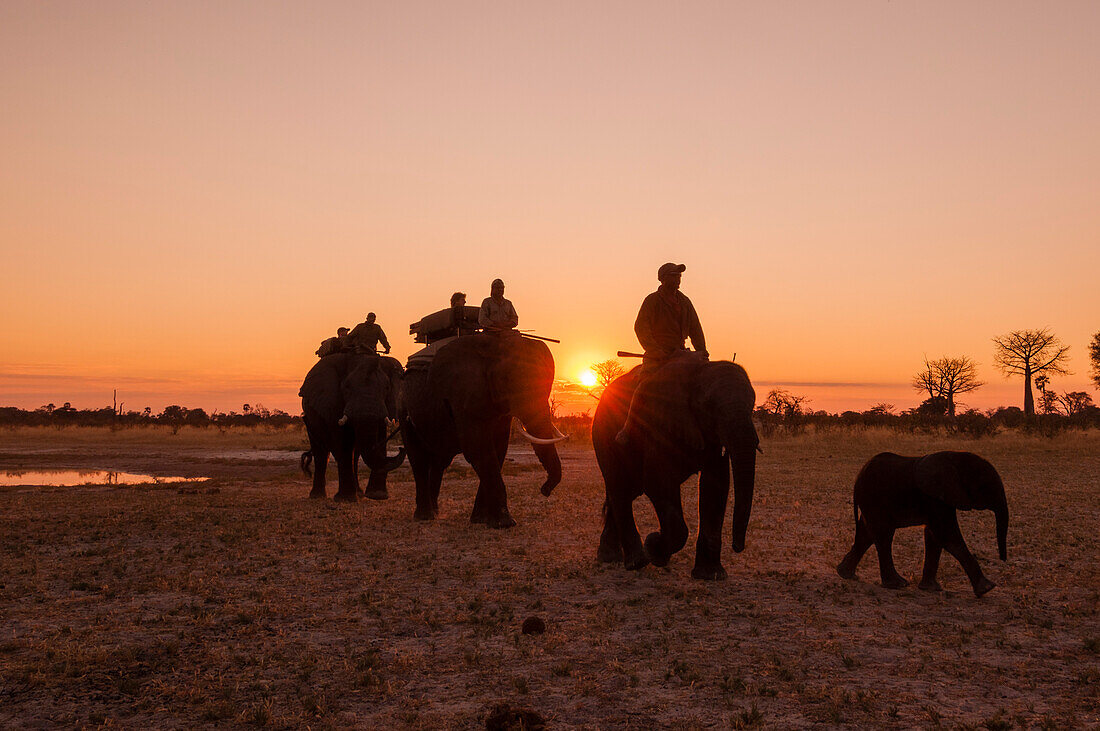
[0,427,1097,728]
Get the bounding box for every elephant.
[400,334,566,528]
[836,451,1009,597]
[299,353,406,502]
[593,355,759,579]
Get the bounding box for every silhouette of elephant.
[836,451,1009,596]
[299,353,405,501]
[593,355,759,579]
[400,334,566,528]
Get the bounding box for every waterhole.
[0,470,208,487]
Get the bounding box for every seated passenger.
[450,292,479,336]
[316,327,350,357]
[478,278,519,335]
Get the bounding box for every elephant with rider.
[594,354,758,579]
[400,333,566,528]
[299,352,405,502]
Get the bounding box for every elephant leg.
[837,514,874,580]
[405,426,436,520]
[692,450,730,580]
[918,526,944,591]
[354,450,363,498]
[465,440,514,529]
[645,489,689,568]
[309,449,329,499]
[931,516,995,597]
[333,447,359,502]
[493,415,510,470]
[613,493,647,571]
[471,417,511,524]
[873,526,908,589]
[597,498,624,564]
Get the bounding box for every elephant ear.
[914,452,980,510]
[639,360,705,453]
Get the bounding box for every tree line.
[0,403,300,430]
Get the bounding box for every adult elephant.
[594,355,758,579]
[400,334,566,528]
[299,353,405,502]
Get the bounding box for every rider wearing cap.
[316,326,350,357]
[616,263,708,445]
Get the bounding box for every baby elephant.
[837,451,1008,597]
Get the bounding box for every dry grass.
[0,427,1097,728]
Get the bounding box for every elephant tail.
[852,496,859,532]
[300,451,313,477]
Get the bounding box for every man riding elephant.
[616,262,708,445]
[348,312,391,355]
[478,279,519,335]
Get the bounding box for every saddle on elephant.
[618,352,711,452]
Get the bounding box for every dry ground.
[1,426,1098,729]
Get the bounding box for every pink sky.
[2,1,1098,415]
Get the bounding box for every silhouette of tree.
[1057,391,1094,416]
[592,359,626,388]
[761,389,809,417]
[1089,332,1100,390]
[992,329,1071,416]
[911,356,983,418]
[583,359,627,401]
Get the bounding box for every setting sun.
[579,370,598,388]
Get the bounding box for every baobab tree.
[992,328,1071,417]
[911,356,984,418]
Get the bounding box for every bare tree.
[911,356,984,418]
[591,359,626,388]
[992,329,1071,416]
[583,359,627,401]
[1057,391,1094,416]
[761,389,809,417]
[1089,331,1100,390]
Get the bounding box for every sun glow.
[579,370,598,388]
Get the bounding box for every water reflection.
[0,470,206,487]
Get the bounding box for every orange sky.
[2,1,1098,415]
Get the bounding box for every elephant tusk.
[551,425,569,440]
[518,424,569,445]
[338,415,348,426]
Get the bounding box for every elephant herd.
[300,334,1009,597]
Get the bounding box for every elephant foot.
[363,489,389,501]
[333,491,358,503]
[918,579,943,592]
[596,543,623,564]
[691,564,727,581]
[469,510,488,524]
[413,508,438,521]
[308,490,327,500]
[972,577,996,597]
[881,575,909,590]
[644,533,670,568]
[487,510,517,530]
[836,561,858,581]
[624,549,650,572]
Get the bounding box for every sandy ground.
[0,426,1097,729]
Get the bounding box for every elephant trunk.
[362,421,405,472]
[994,496,1009,561]
[729,446,756,553]
[532,441,562,497]
[518,414,562,496]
